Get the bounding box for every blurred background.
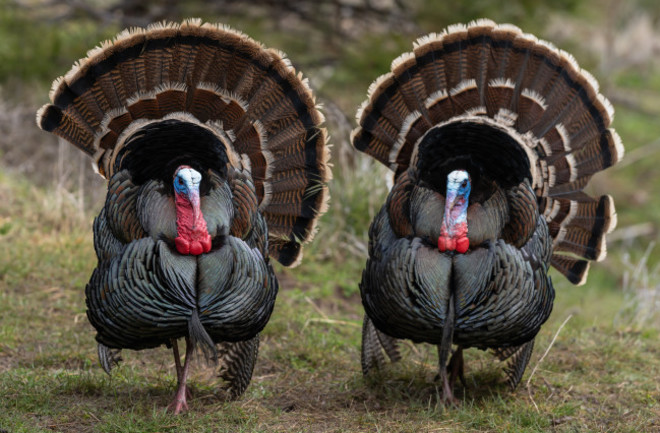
[2,0,659,323]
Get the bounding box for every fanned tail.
[36,19,331,267]
[351,19,623,285]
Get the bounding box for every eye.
[177,178,184,185]
[461,180,467,188]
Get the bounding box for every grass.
[2,2,660,430]
[1,164,660,432]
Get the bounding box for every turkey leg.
[168,337,194,414]
[437,292,458,405]
[447,346,466,390]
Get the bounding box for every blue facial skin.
[445,169,471,225]
[174,167,202,198]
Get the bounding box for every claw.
[440,374,460,406]
[167,386,190,414]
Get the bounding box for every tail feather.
[351,20,624,285]
[439,23,470,87]
[464,22,492,104]
[361,315,401,375]
[550,255,590,285]
[492,339,535,389]
[413,34,447,94]
[217,336,260,399]
[485,78,516,119]
[449,79,482,116]
[391,52,428,122]
[188,309,218,363]
[36,19,331,267]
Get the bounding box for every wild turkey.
[352,20,623,403]
[36,19,330,413]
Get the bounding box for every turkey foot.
[434,366,459,406]
[168,337,194,414]
[437,346,465,406]
[440,370,459,406]
[168,383,190,414]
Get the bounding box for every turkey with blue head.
[36,19,331,413]
[352,20,623,403]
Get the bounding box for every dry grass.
[1,166,660,432]
[2,4,660,429]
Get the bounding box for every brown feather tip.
[466,18,498,35]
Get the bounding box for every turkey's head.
[173,165,212,256]
[438,169,470,254]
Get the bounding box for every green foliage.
[0,2,118,88]
[414,0,583,32]
[322,33,413,107]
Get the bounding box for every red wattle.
[175,193,212,256]
[438,223,469,254]
[175,236,190,255]
[455,222,468,238]
[455,236,469,253]
[189,241,203,256]
[438,236,447,252]
[201,235,212,253]
[438,236,457,252]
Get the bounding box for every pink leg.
[171,339,183,383]
[167,337,194,414]
[441,370,457,405]
[437,293,459,406]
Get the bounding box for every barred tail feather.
[36,19,331,267]
[351,20,624,285]
[217,336,260,399]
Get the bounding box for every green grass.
[0,3,119,95]
[2,2,660,430]
[1,167,660,432]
